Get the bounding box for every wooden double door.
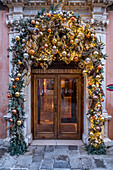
[32,69,82,139]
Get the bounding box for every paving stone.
[28,145,36,152]
[0,168,10,170]
[105,158,113,169]
[34,147,45,156]
[40,158,53,169]
[32,155,43,162]
[36,146,45,150]
[44,151,54,159]
[68,150,79,157]
[55,146,68,150]
[45,146,55,152]
[107,147,113,156]
[54,169,71,170]
[0,149,7,159]
[17,155,32,167]
[79,145,88,155]
[53,161,70,168]
[94,159,107,168]
[68,146,78,150]
[10,168,28,170]
[54,149,68,156]
[55,155,69,162]
[2,156,17,168]
[82,157,96,170]
[70,158,82,169]
[0,140,3,146]
[29,162,41,170]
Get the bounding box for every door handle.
[54,104,57,112]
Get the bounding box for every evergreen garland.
[6,3,107,155]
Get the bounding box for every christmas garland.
[7,3,106,155]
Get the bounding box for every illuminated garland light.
[7,3,106,155]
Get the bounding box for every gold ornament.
[96,126,101,132]
[17,120,22,126]
[57,41,62,46]
[15,35,20,41]
[15,92,20,97]
[62,51,67,57]
[100,116,104,122]
[78,60,85,69]
[75,38,79,43]
[52,38,57,44]
[31,55,34,59]
[89,131,94,137]
[83,70,87,75]
[22,39,26,43]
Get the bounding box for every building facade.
[0,0,113,146]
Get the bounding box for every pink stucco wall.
[0,10,9,139]
[106,11,113,140]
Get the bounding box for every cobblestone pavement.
[0,145,113,170]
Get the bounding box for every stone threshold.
[31,140,83,146]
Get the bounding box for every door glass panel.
[37,79,54,133]
[61,79,77,133]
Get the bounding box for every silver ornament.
[23,53,29,59]
[22,39,26,43]
[75,38,79,43]
[85,58,91,63]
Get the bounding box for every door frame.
[31,68,83,140]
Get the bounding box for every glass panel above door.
[60,78,77,133]
[37,78,54,133]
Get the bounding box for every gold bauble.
[17,120,22,126]
[15,35,20,41]
[15,92,20,97]
[62,51,67,57]
[31,55,34,59]
[89,131,94,137]
[93,143,98,147]
[96,126,101,132]
[52,38,57,44]
[78,60,85,69]
[57,41,62,47]
[83,70,87,75]
[63,35,66,39]
[75,38,79,43]
[100,116,104,122]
